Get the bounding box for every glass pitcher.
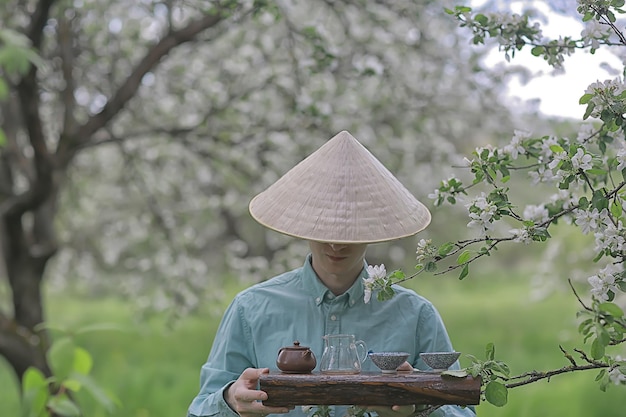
[320,334,367,374]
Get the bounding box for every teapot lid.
[283,340,310,350]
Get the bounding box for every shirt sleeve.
[187,296,256,417]
[415,302,477,417]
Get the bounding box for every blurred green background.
[1,263,624,417]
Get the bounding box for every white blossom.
[362,283,373,304]
[428,188,442,200]
[587,264,621,301]
[574,208,602,234]
[617,148,626,171]
[548,190,576,207]
[608,367,626,385]
[540,135,559,160]
[581,19,609,50]
[510,228,532,244]
[594,222,625,253]
[503,129,529,159]
[571,148,593,171]
[523,204,549,224]
[465,192,498,235]
[475,144,497,160]
[548,151,569,170]
[366,264,387,280]
[584,79,626,117]
[415,239,435,263]
[363,264,386,304]
[529,166,557,184]
[576,124,595,144]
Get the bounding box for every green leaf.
[21,367,49,417]
[591,337,606,360]
[22,367,47,391]
[485,342,495,360]
[47,337,75,380]
[75,322,130,335]
[69,373,120,411]
[485,381,508,407]
[611,200,623,218]
[531,46,544,56]
[579,93,594,104]
[586,168,606,176]
[47,396,80,417]
[458,264,469,280]
[578,318,593,335]
[550,144,565,154]
[438,242,455,256]
[592,190,609,210]
[578,196,589,209]
[457,250,471,265]
[475,14,488,25]
[607,10,616,22]
[63,379,82,392]
[441,369,468,378]
[599,302,624,317]
[72,347,93,375]
[583,102,596,120]
[424,261,437,272]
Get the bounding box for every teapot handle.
[354,340,368,363]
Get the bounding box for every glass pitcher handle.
[355,340,368,363]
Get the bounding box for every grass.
[1,269,624,417]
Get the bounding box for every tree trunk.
[1,198,57,381]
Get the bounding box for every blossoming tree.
[365,0,626,408]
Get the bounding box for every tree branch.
[504,347,610,389]
[0,310,50,380]
[25,0,57,49]
[65,10,230,159]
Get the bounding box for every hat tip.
[333,130,357,141]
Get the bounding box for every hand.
[362,362,416,417]
[363,404,416,417]
[225,368,292,417]
[396,361,414,372]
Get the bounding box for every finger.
[364,404,415,416]
[259,405,294,415]
[396,361,413,372]
[241,367,269,381]
[391,404,415,413]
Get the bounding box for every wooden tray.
[259,371,481,406]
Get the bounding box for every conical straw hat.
[249,130,432,243]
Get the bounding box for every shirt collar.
[301,254,368,306]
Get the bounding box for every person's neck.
[318,273,358,296]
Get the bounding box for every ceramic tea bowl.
[368,351,410,373]
[419,351,461,371]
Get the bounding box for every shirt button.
[315,297,321,303]
[326,293,334,300]
[331,315,337,321]
[350,300,355,306]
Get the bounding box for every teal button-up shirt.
[188,255,475,417]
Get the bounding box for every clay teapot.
[276,341,317,373]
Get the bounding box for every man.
[188,131,475,417]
